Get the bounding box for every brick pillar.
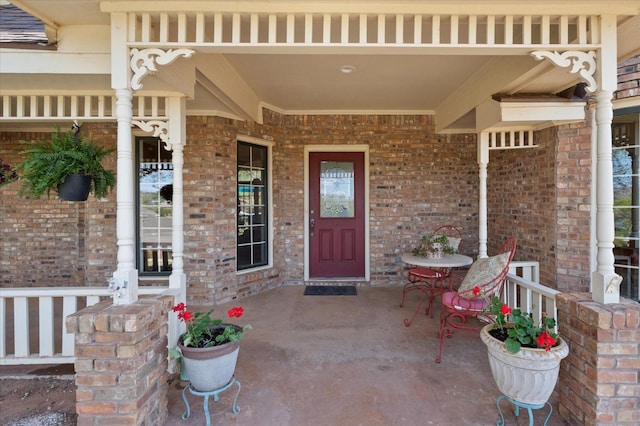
[65,295,174,425]
[556,292,640,425]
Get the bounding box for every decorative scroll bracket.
[130,48,195,90]
[132,119,171,149]
[530,50,597,93]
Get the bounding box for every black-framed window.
[612,115,640,302]
[137,137,173,275]
[237,142,268,270]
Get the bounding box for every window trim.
[236,136,274,273]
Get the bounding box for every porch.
[2,279,567,426]
[171,284,568,425]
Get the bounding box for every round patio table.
[400,253,473,326]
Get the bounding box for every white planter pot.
[179,324,242,392]
[480,323,569,405]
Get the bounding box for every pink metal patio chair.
[400,225,462,326]
[435,236,517,363]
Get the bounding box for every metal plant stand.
[495,394,552,426]
[182,376,241,426]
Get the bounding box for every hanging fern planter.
[57,174,92,201]
[16,126,115,201]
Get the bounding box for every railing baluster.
[61,296,77,357]
[39,296,54,357]
[432,15,440,44]
[542,16,550,44]
[340,14,349,44]
[233,13,242,44]
[396,14,404,44]
[413,15,422,45]
[359,14,367,44]
[560,16,568,44]
[0,297,6,357]
[178,13,187,43]
[377,14,385,44]
[14,296,29,357]
[16,96,24,118]
[196,13,204,43]
[469,16,477,45]
[214,13,223,43]
[487,15,495,45]
[29,95,37,117]
[158,13,169,43]
[141,13,151,43]
[450,15,459,44]
[505,15,513,45]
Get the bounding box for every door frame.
[304,145,370,281]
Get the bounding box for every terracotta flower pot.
[480,323,569,405]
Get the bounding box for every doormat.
[303,285,357,296]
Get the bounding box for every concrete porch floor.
[165,285,568,426]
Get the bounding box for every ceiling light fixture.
[339,65,356,74]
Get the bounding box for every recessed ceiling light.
[339,65,356,74]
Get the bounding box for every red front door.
[309,152,365,278]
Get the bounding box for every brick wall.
[279,114,479,286]
[557,292,640,425]
[65,294,173,425]
[487,113,592,291]
[0,124,117,287]
[0,110,594,301]
[615,54,640,101]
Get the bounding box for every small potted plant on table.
[412,233,457,259]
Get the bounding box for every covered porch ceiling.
[2,0,640,133]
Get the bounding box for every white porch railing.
[0,286,177,365]
[506,260,560,333]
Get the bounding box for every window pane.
[320,161,355,217]
[138,138,173,274]
[237,142,268,270]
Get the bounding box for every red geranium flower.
[227,306,244,318]
[473,286,481,296]
[171,303,251,349]
[500,305,512,315]
[537,331,556,351]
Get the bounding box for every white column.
[110,13,138,304]
[167,97,187,302]
[477,132,489,259]
[591,15,621,304]
[111,89,139,304]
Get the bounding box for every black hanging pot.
[57,174,91,201]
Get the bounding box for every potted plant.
[477,289,569,406]
[0,156,18,186]
[412,233,457,259]
[16,127,115,201]
[170,303,251,392]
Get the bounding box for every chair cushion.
[442,291,488,312]
[456,252,510,299]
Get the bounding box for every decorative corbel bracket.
[531,50,597,93]
[132,119,172,150]
[130,48,195,90]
